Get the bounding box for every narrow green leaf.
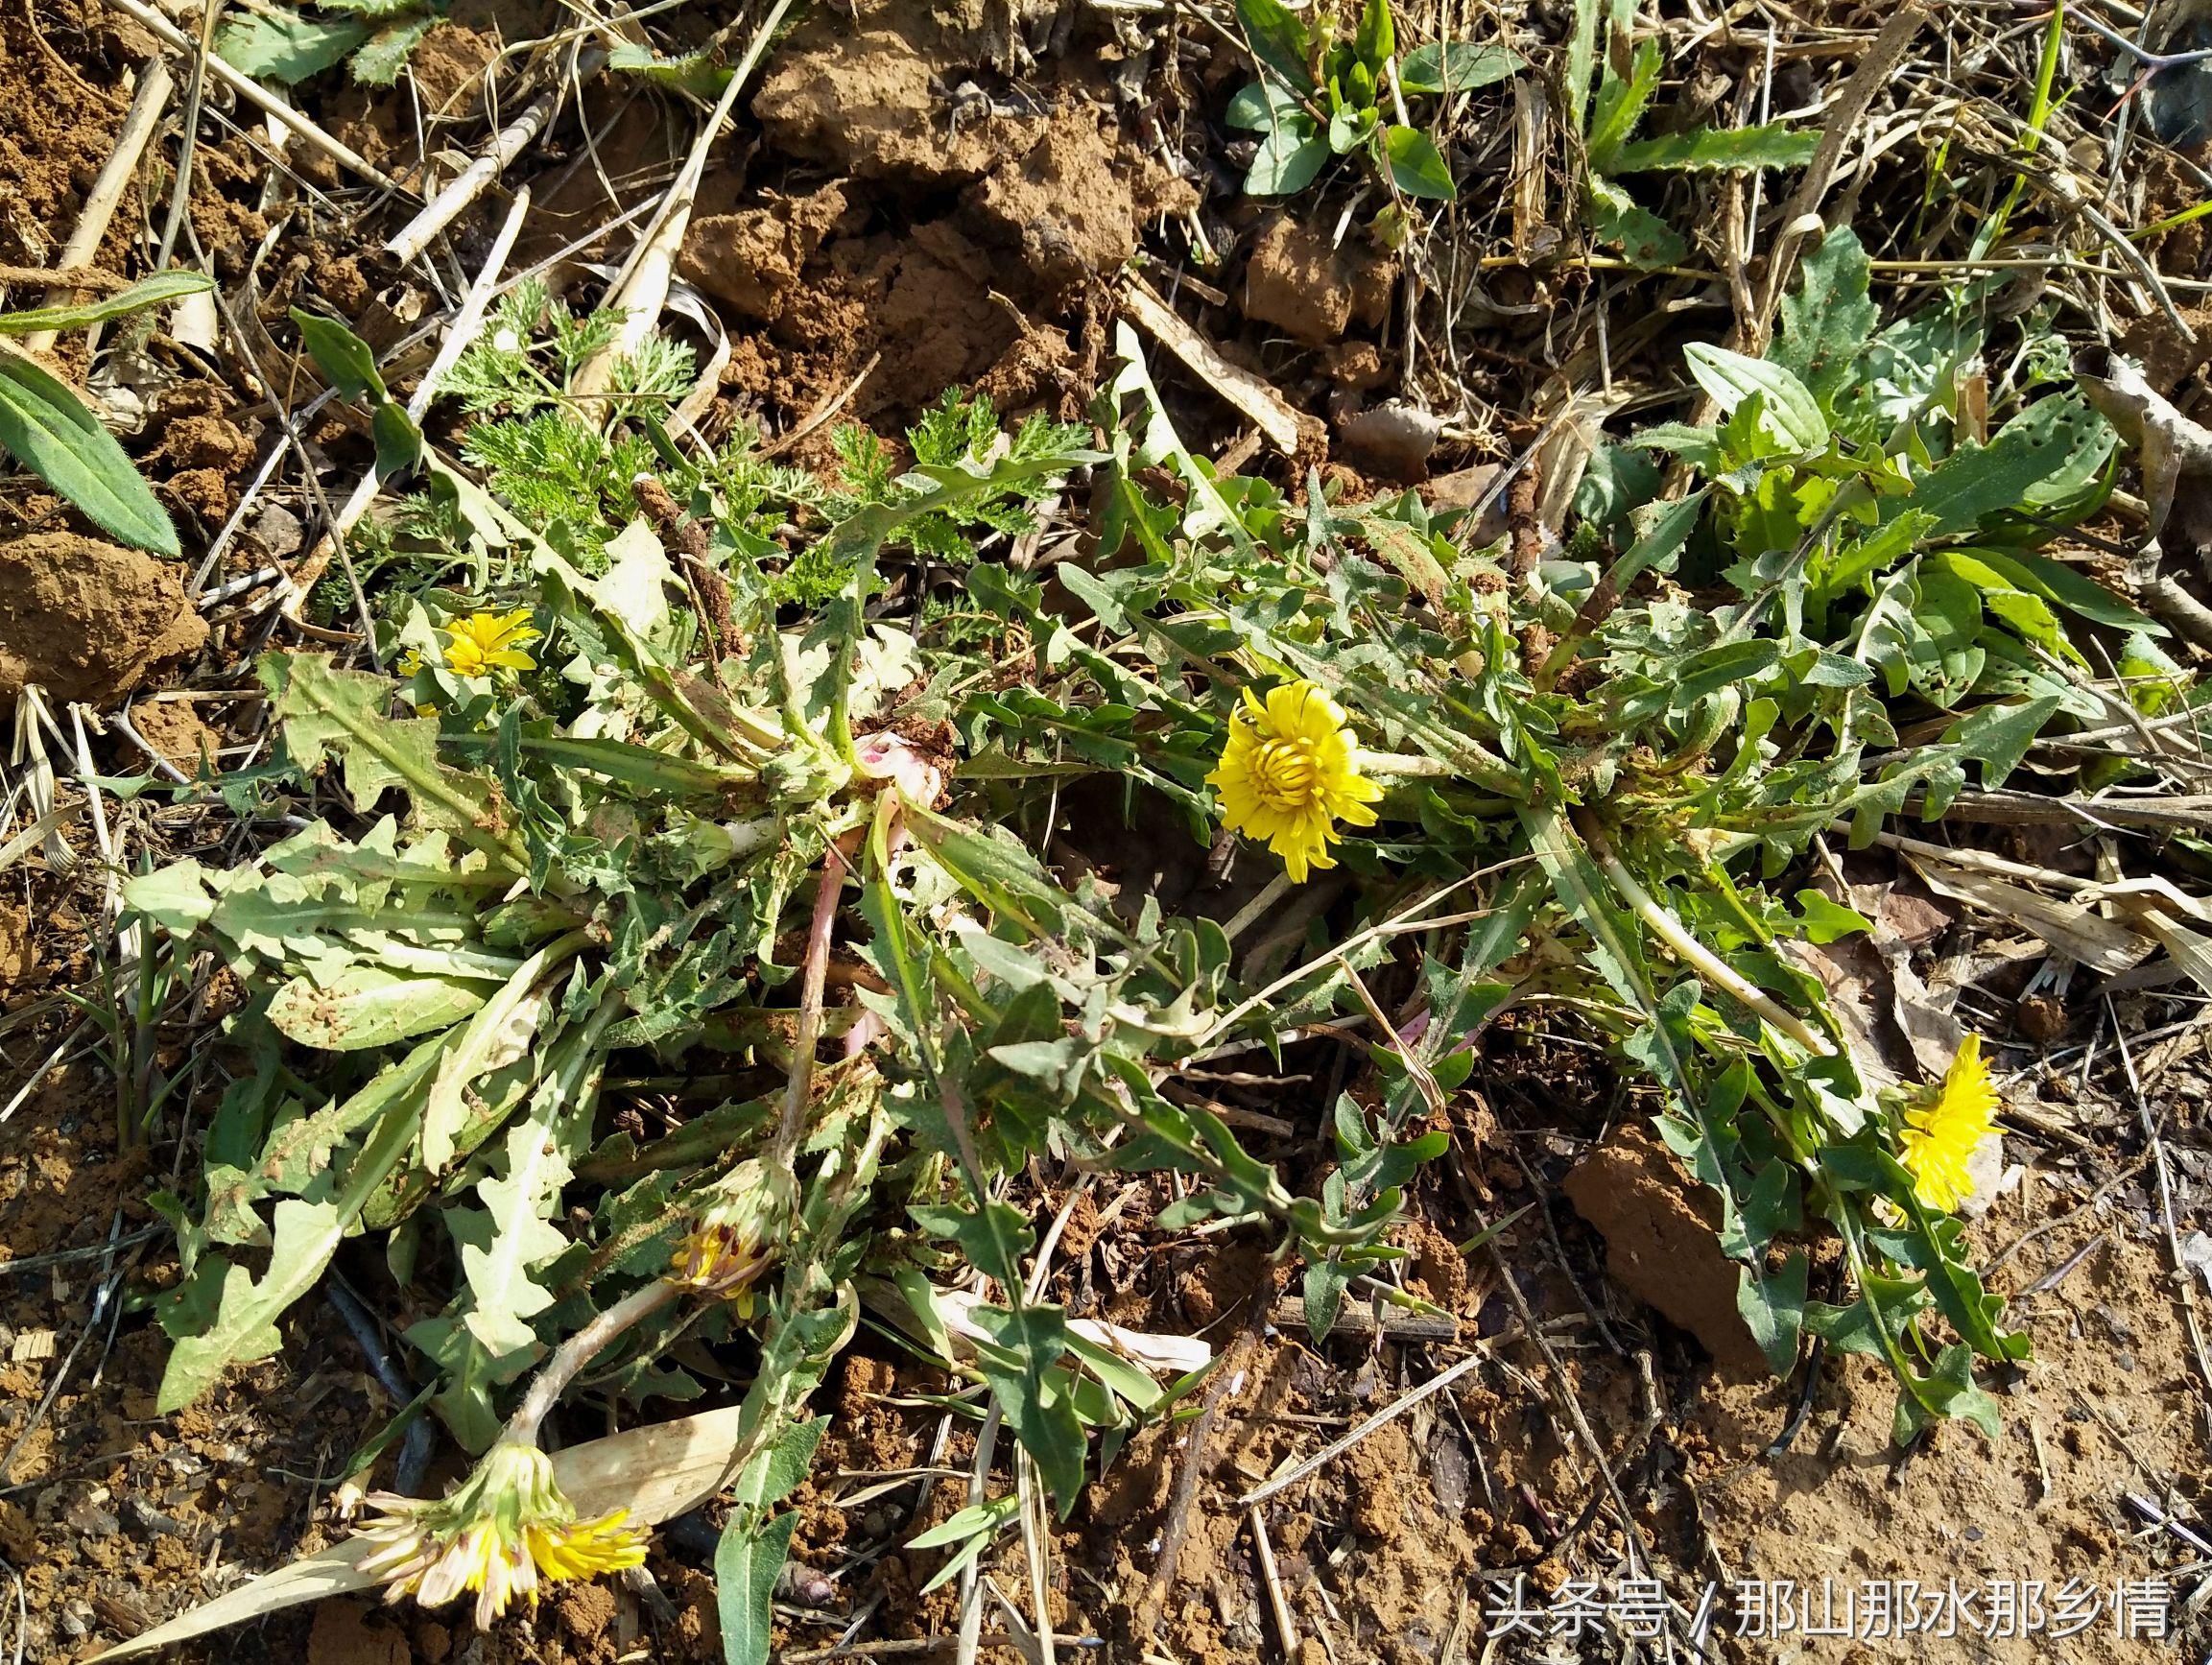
[715,1510,799,1665]
[0,271,214,337]
[1355,0,1394,70]
[0,347,178,554]
[1607,124,1820,174]
[1683,343,1828,452]
[1563,0,1602,136]
[372,401,424,478]
[1955,546,2154,634]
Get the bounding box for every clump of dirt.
[0,0,156,274]
[750,0,1040,186]
[1562,1123,1767,1374]
[305,1600,412,1665]
[0,906,35,1003]
[963,112,1146,298]
[128,700,219,773]
[693,0,1190,439]
[0,534,207,705]
[682,183,864,320]
[147,385,261,526]
[693,125,1139,437]
[406,22,498,119]
[1242,213,1396,347]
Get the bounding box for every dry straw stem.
[1749,2,1930,350]
[1239,1352,1483,1507]
[384,50,606,265]
[20,56,172,354]
[95,0,408,195]
[1122,276,1305,454]
[571,0,794,402]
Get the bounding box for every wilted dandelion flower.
[668,1157,795,1316]
[1206,679,1383,883]
[1897,1033,2000,1213]
[440,608,540,678]
[356,1439,645,1629]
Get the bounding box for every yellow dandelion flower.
[356,1439,646,1629]
[440,608,540,678]
[1897,1034,2000,1213]
[1205,679,1384,884]
[668,1158,793,1313]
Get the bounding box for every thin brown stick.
[776,843,849,1166]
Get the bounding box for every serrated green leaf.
[909,1198,1035,1291]
[968,1303,1085,1511]
[215,11,368,83]
[351,14,434,83]
[733,1415,827,1510]
[459,1062,586,1355]
[0,347,178,554]
[607,41,733,96]
[1772,227,1876,407]
[157,1082,418,1411]
[261,653,525,866]
[1587,38,1661,173]
[714,1418,827,1665]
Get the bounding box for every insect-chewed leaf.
[1398,40,1519,95]
[1772,227,1877,407]
[267,965,491,1052]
